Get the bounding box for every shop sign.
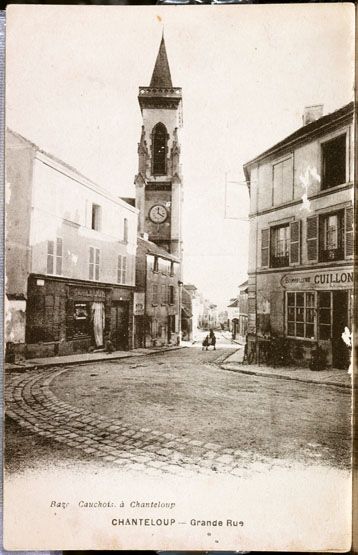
[134,293,145,315]
[69,286,106,301]
[281,269,353,290]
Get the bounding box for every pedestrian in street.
[202,335,209,351]
[209,329,216,350]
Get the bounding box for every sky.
[6,4,355,307]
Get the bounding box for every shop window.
[286,292,315,339]
[117,255,127,284]
[47,238,62,275]
[318,291,331,340]
[319,210,344,262]
[152,123,167,175]
[91,204,102,231]
[73,302,91,338]
[89,247,100,281]
[321,134,346,190]
[270,224,289,268]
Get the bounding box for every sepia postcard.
[3,3,355,551]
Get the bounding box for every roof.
[228,299,240,308]
[7,129,138,214]
[137,236,180,262]
[243,101,354,175]
[150,36,173,88]
[184,284,197,291]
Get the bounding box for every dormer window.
[152,123,167,175]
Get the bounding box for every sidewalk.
[221,347,352,389]
[5,344,187,372]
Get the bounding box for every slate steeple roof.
[150,35,173,88]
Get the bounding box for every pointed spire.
[150,35,173,88]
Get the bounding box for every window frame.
[152,123,168,176]
[318,209,344,263]
[286,291,316,340]
[117,254,127,285]
[91,203,102,232]
[47,237,63,276]
[270,224,290,268]
[320,132,347,191]
[89,246,100,281]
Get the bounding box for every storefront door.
[332,291,349,369]
[111,301,129,351]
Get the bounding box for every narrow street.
[5,335,351,477]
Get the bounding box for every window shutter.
[289,220,300,265]
[306,215,318,262]
[261,228,270,268]
[89,247,94,280]
[345,206,353,258]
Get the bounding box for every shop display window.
[73,302,91,337]
[286,291,315,339]
[318,291,331,340]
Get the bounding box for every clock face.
[149,204,168,223]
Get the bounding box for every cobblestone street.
[5,340,352,478]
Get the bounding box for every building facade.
[243,102,354,369]
[135,36,183,262]
[135,237,181,348]
[6,130,138,360]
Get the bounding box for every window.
[321,134,346,190]
[170,262,175,276]
[318,292,331,340]
[153,256,159,272]
[161,284,167,304]
[287,292,315,339]
[73,302,91,337]
[117,255,127,284]
[91,204,101,231]
[270,225,289,267]
[152,123,167,175]
[169,285,175,305]
[89,247,100,281]
[272,157,293,205]
[319,210,344,262]
[152,284,158,305]
[47,238,62,275]
[123,218,128,243]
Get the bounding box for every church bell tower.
[135,35,183,259]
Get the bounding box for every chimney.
[302,105,323,126]
[141,232,149,241]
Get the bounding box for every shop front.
[25,275,133,358]
[252,267,353,369]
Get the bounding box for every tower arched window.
[152,123,168,175]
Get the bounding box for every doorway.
[111,301,129,351]
[332,290,349,369]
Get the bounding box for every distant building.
[243,102,353,368]
[227,297,240,336]
[201,301,219,330]
[238,280,248,342]
[6,129,138,360]
[135,236,181,348]
[183,284,205,340]
[181,287,193,341]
